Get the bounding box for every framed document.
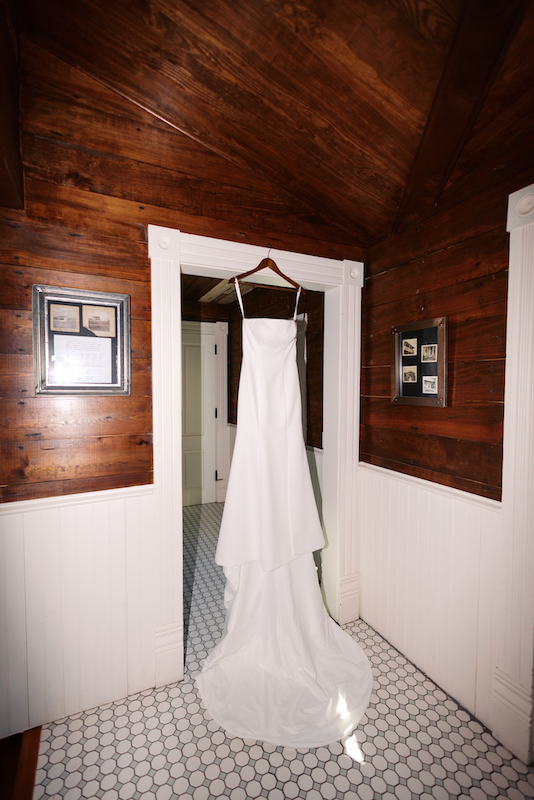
[33,284,131,395]
[391,317,448,407]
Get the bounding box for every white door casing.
[148,226,365,695]
[492,183,534,764]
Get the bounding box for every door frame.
[148,225,364,686]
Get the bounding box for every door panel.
[182,324,216,506]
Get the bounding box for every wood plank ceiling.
[8,0,532,253]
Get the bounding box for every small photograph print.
[82,305,116,337]
[402,337,417,356]
[421,344,438,363]
[422,375,438,394]
[50,303,80,333]
[403,366,417,383]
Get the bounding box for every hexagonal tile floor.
[34,503,534,799]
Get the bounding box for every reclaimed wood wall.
[0,38,357,504]
[0,0,23,209]
[360,185,512,501]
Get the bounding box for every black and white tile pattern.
[34,503,534,799]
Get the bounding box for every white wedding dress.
[196,280,372,747]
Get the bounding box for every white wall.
[0,486,156,737]
[359,465,500,728]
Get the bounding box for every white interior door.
[182,322,217,506]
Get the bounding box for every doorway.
[148,225,364,687]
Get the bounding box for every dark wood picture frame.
[391,317,448,407]
[33,284,131,395]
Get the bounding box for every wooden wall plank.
[360,426,502,500]
[0,472,154,502]
[0,434,153,487]
[366,183,508,276]
[362,314,507,367]
[363,269,507,338]
[0,396,152,441]
[0,265,151,320]
[364,228,508,305]
[361,398,503,444]
[361,452,501,501]
[21,127,361,257]
[0,215,150,280]
[24,179,363,261]
[0,309,32,355]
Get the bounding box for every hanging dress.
[196,280,373,748]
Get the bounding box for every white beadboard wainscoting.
[0,486,156,738]
[359,463,501,732]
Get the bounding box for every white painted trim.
[321,284,364,623]
[148,225,365,629]
[358,462,502,513]
[177,231,350,290]
[492,182,534,763]
[0,484,154,517]
[150,237,185,686]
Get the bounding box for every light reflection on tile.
[33,503,534,799]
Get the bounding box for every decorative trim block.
[492,669,533,764]
[507,183,534,232]
[339,574,360,625]
[343,259,365,288]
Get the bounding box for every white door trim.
[148,226,364,685]
[492,183,534,763]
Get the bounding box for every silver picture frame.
[33,284,131,395]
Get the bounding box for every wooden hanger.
[234,257,302,291]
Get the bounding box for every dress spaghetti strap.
[234,277,301,320]
[234,277,246,317]
[292,287,302,320]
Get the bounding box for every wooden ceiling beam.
[0,0,24,209]
[393,0,528,235]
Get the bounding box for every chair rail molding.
[493,183,534,763]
